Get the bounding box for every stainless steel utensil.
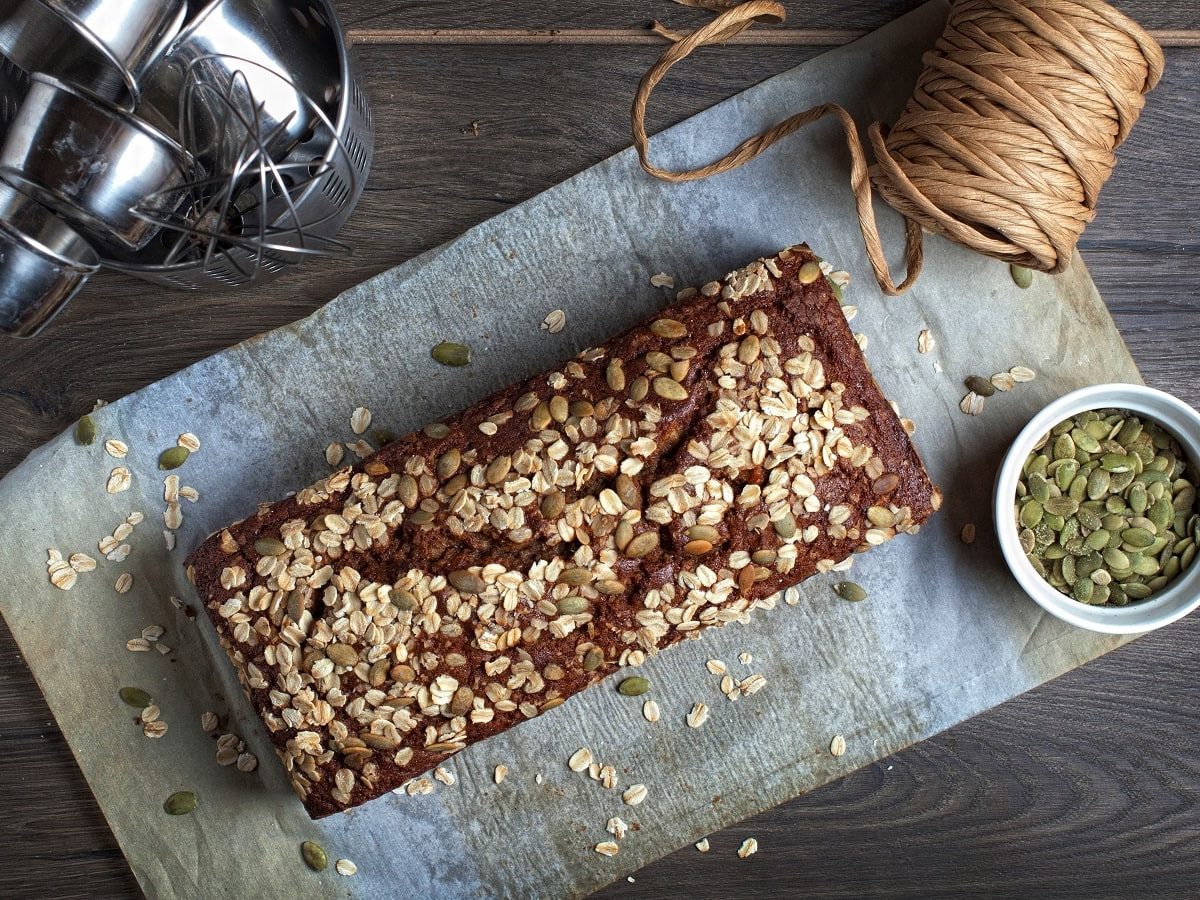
[0,180,99,336]
[112,0,372,288]
[0,73,195,250]
[0,0,187,107]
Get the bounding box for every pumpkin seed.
[75,415,97,446]
[431,341,471,366]
[556,596,588,615]
[964,375,995,397]
[559,567,592,586]
[650,318,687,339]
[119,687,152,708]
[1043,496,1078,517]
[1009,264,1033,288]
[164,791,198,816]
[652,377,688,401]
[254,537,286,556]
[687,525,720,543]
[618,676,650,697]
[159,446,190,470]
[302,840,328,871]
[625,531,659,558]
[449,570,486,594]
[834,581,867,602]
[583,647,604,672]
[798,261,822,284]
[327,644,359,667]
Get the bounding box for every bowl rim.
[994,383,1200,635]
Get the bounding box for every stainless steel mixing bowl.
[0,0,187,107]
[0,73,195,250]
[0,180,99,336]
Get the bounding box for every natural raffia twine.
[632,0,1164,295]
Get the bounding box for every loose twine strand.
[632,0,1164,295]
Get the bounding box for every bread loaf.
[186,244,940,817]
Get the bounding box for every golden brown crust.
[186,245,939,817]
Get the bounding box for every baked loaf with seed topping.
[186,245,940,817]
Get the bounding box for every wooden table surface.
[2,1,1198,897]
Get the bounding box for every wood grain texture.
[0,1,1198,897]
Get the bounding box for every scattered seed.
[833,581,867,602]
[541,309,567,333]
[643,699,661,722]
[432,341,471,366]
[158,447,190,470]
[302,841,328,872]
[830,734,847,756]
[350,407,372,435]
[965,375,996,397]
[75,415,97,446]
[1010,264,1034,288]
[494,764,508,784]
[119,687,152,708]
[738,838,759,859]
[163,791,197,815]
[618,676,650,697]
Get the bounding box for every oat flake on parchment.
[541,309,566,333]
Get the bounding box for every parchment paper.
[0,3,1144,897]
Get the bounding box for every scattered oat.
[568,747,593,772]
[165,502,183,530]
[114,523,133,541]
[178,433,201,453]
[1010,365,1037,383]
[69,553,96,573]
[706,659,727,675]
[595,841,620,858]
[127,511,144,526]
[141,625,164,642]
[830,734,847,757]
[351,407,372,435]
[155,643,171,656]
[335,859,357,877]
[236,752,258,772]
[961,523,977,545]
[686,702,710,728]
[738,652,753,666]
[104,439,128,459]
[917,329,935,354]
[901,417,916,435]
[622,784,647,806]
[115,573,134,594]
[406,777,435,796]
[597,764,617,790]
[163,530,176,551]
[434,767,456,786]
[201,711,219,732]
[541,309,567,334]
[737,838,758,859]
[106,467,131,494]
[720,674,738,701]
[107,543,131,563]
[168,595,184,610]
[959,392,985,416]
[127,638,150,652]
[695,838,710,852]
[607,816,629,840]
[990,372,1016,392]
[739,673,767,696]
[494,764,509,784]
[143,721,168,739]
[140,704,161,724]
[650,272,675,289]
[179,486,199,503]
[325,442,345,467]
[854,332,869,351]
[346,439,374,459]
[642,699,661,722]
[534,773,544,785]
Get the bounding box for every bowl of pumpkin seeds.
[995,384,1200,634]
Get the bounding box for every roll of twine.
[631,0,1164,295]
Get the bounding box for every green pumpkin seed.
[556,596,589,615]
[1019,500,1043,529]
[431,341,471,366]
[1083,529,1110,551]
[254,537,286,556]
[1072,577,1094,604]
[583,647,604,672]
[1028,473,1052,503]
[618,676,650,697]
[75,415,97,446]
[1053,434,1076,461]
[119,687,152,708]
[302,840,328,871]
[1121,527,1155,548]
[833,581,867,602]
[1043,496,1078,517]
[164,791,198,816]
[1100,453,1133,473]
[1010,264,1033,288]
[1072,431,1101,454]
[965,375,995,397]
[159,446,190,470]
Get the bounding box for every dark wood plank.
[0,3,1198,897]
[335,0,1197,33]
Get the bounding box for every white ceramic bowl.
[994,383,1200,634]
